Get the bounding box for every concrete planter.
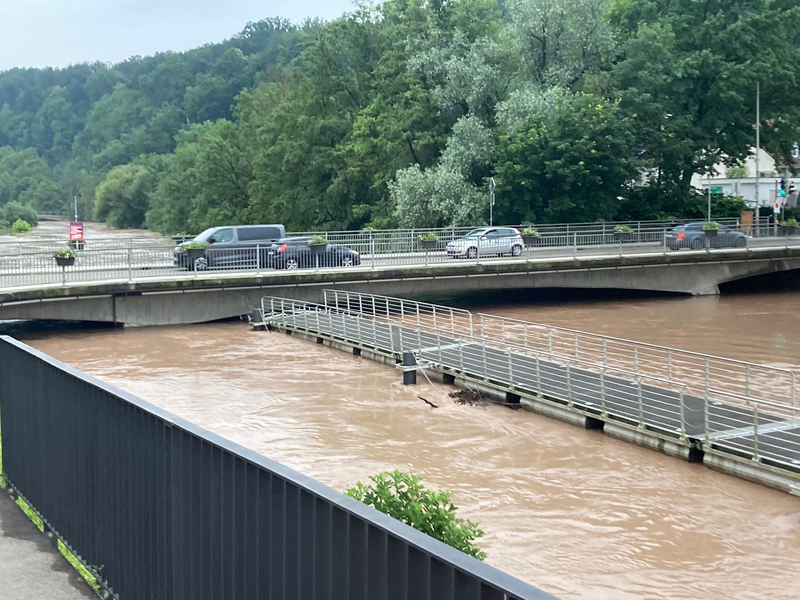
[310,243,328,255]
[421,240,438,250]
[54,256,75,267]
[185,248,206,270]
[614,232,632,242]
[704,229,719,237]
[779,226,798,236]
[522,236,542,247]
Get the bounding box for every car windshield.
[463,228,489,238]
[193,228,217,242]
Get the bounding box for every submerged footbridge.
[260,291,800,495]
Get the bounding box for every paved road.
[0,237,798,292]
[0,492,95,600]
[265,309,800,471]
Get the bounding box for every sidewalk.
[0,492,95,599]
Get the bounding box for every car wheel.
[511,244,522,257]
[341,256,354,267]
[690,238,704,250]
[736,237,747,248]
[194,257,208,271]
[467,246,477,259]
[285,258,299,270]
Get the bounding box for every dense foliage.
[346,470,487,560]
[0,1,797,232]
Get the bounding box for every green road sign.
[710,186,723,194]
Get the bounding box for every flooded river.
[17,289,800,600]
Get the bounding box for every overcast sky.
[0,0,355,71]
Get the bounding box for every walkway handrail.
[0,336,555,600]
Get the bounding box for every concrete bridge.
[1,245,798,326]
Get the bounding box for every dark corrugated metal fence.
[0,336,555,600]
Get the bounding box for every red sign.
[69,221,84,241]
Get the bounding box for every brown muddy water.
[19,290,800,600]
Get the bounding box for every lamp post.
[489,177,496,226]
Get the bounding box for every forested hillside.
[1,0,798,233]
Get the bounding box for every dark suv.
[175,224,286,270]
[666,222,748,250]
[267,237,361,269]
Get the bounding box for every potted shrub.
[702,222,721,237]
[779,218,798,236]
[11,219,31,234]
[418,232,439,249]
[613,225,634,241]
[54,248,77,267]
[521,227,542,246]
[309,235,329,255]
[182,241,209,269]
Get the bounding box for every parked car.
[665,222,748,250]
[174,224,286,270]
[267,237,361,269]
[446,227,524,259]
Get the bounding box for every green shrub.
[780,218,798,227]
[614,225,635,234]
[522,228,541,237]
[182,241,209,250]
[347,470,486,560]
[3,202,38,227]
[309,235,328,246]
[725,166,748,179]
[418,232,440,242]
[54,248,78,259]
[11,219,31,234]
[702,222,721,231]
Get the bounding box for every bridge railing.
[1,225,799,290]
[322,290,797,414]
[0,336,554,600]
[264,293,800,477]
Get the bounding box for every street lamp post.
[489,177,496,226]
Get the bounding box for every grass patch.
[0,404,105,597]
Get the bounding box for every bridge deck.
[264,309,800,476]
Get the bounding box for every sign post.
[489,177,496,226]
[69,221,84,249]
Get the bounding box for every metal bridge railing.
[260,291,800,476]
[1,227,800,290]
[0,336,555,600]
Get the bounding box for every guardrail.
[262,293,800,476]
[1,225,799,290]
[0,336,555,600]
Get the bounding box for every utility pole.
[754,81,760,235]
[489,177,496,226]
[74,195,78,221]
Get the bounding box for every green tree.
[93,163,156,228]
[346,470,486,561]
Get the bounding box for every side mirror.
[208,238,216,244]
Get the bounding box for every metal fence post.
[535,354,542,396]
[679,389,686,441]
[752,404,760,462]
[637,378,644,428]
[256,245,261,274]
[600,369,607,417]
[573,232,577,258]
[566,364,573,408]
[127,247,133,282]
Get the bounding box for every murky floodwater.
[18,290,800,600]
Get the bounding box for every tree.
[93,163,156,228]
[611,0,800,207]
[346,470,486,561]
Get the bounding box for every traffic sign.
[774,202,781,214]
[710,186,723,194]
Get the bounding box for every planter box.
[54,256,75,267]
[522,236,541,247]
[703,229,719,237]
[613,232,632,242]
[779,226,798,236]
[185,248,206,270]
[421,240,438,250]
[310,243,328,255]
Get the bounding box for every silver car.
[446,227,524,259]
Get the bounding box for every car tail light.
[278,243,288,252]
[676,233,685,239]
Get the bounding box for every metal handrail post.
[637,378,644,428]
[679,389,686,441]
[600,369,607,417]
[535,354,542,396]
[127,247,133,282]
[256,245,261,274]
[566,363,573,407]
[507,349,514,387]
[482,342,489,381]
[752,404,760,462]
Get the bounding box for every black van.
[175,224,286,270]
